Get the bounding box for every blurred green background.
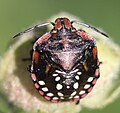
[0,0,120,113]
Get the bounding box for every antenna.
[72,21,109,38]
[13,22,54,38]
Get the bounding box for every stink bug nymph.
[13,17,108,104]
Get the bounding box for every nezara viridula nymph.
[13,17,109,104]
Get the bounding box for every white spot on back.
[87,77,94,82]
[39,81,45,85]
[55,76,61,81]
[42,87,48,92]
[71,91,77,96]
[52,73,58,77]
[55,70,66,74]
[46,93,54,97]
[60,97,64,99]
[52,97,59,100]
[56,84,63,90]
[74,95,79,98]
[58,92,64,96]
[67,86,70,89]
[68,96,73,99]
[75,75,80,80]
[77,72,82,75]
[70,69,79,74]
[79,90,85,95]
[73,82,79,89]
[84,84,90,89]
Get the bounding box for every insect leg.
[75,100,80,105]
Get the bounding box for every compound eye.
[63,18,71,29]
[55,18,62,30]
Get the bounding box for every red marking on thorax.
[34,33,51,46]
[77,31,93,40]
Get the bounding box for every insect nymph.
[13,17,108,104]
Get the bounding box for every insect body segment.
[13,17,107,103]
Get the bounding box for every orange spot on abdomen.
[92,46,97,60]
[33,51,39,63]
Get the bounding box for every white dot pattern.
[74,95,79,98]
[46,93,54,97]
[52,73,58,77]
[55,76,61,81]
[52,97,59,100]
[73,82,79,89]
[67,86,70,89]
[84,84,90,89]
[42,87,48,92]
[79,90,85,95]
[75,75,80,80]
[77,72,82,75]
[56,84,63,90]
[71,91,77,96]
[39,81,45,85]
[87,77,94,82]
[58,92,64,96]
